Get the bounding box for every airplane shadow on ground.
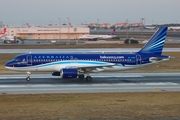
[25,77,139,84]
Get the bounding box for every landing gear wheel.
[86,76,92,82]
[26,76,30,81]
[78,74,85,80]
[26,72,31,81]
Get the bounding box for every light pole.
[126,19,129,39]
[7,25,9,36]
[67,17,70,44]
[141,18,144,38]
[97,19,99,36]
[59,18,61,40]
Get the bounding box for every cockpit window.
[14,58,21,62]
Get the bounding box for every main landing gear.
[78,74,85,80]
[26,72,31,81]
[85,73,92,82]
[78,74,92,82]
[85,76,92,82]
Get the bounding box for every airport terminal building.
[6,27,89,40]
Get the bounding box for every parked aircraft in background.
[0,28,22,44]
[168,26,180,31]
[144,26,157,30]
[3,36,22,44]
[5,27,170,82]
[0,28,7,37]
[79,29,116,40]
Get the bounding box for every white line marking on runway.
[0,82,178,88]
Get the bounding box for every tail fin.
[0,28,7,34]
[138,26,168,55]
[69,23,73,28]
[26,23,31,28]
[109,29,115,35]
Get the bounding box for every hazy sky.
[0,0,180,26]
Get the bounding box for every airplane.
[0,28,21,44]
[0,28,7,37]
[79,29,116,40]
[0,28,14,43]
[144,26,157,30]
[5,27,170,82]
[3,36,19,44]
[168,26,180,31]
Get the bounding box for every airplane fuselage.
[5,53,169,72]
[79,35,116,40]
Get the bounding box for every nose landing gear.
[26,72,31,81]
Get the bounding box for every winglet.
[138,26,168,55]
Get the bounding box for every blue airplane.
[5,27,170,82]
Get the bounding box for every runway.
[0,73,180,94]
[0,48,180,53]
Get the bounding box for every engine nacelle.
[61,68,78,79]
[52,72,60,76]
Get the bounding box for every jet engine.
[61,68,78,79]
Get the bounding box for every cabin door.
[136,55,141,64]
[27,55,32,65]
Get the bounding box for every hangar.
[6,27,89,40]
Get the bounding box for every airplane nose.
[5,62,9,67]
[5,61,13,67]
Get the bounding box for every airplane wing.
[54,61,115,72]
[74,64,115,73]
[74,63,124,73]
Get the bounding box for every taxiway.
[0,48,180,53]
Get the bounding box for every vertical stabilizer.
[138,27,168,55]
[109,29,115,35]
[0,28,6,34]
